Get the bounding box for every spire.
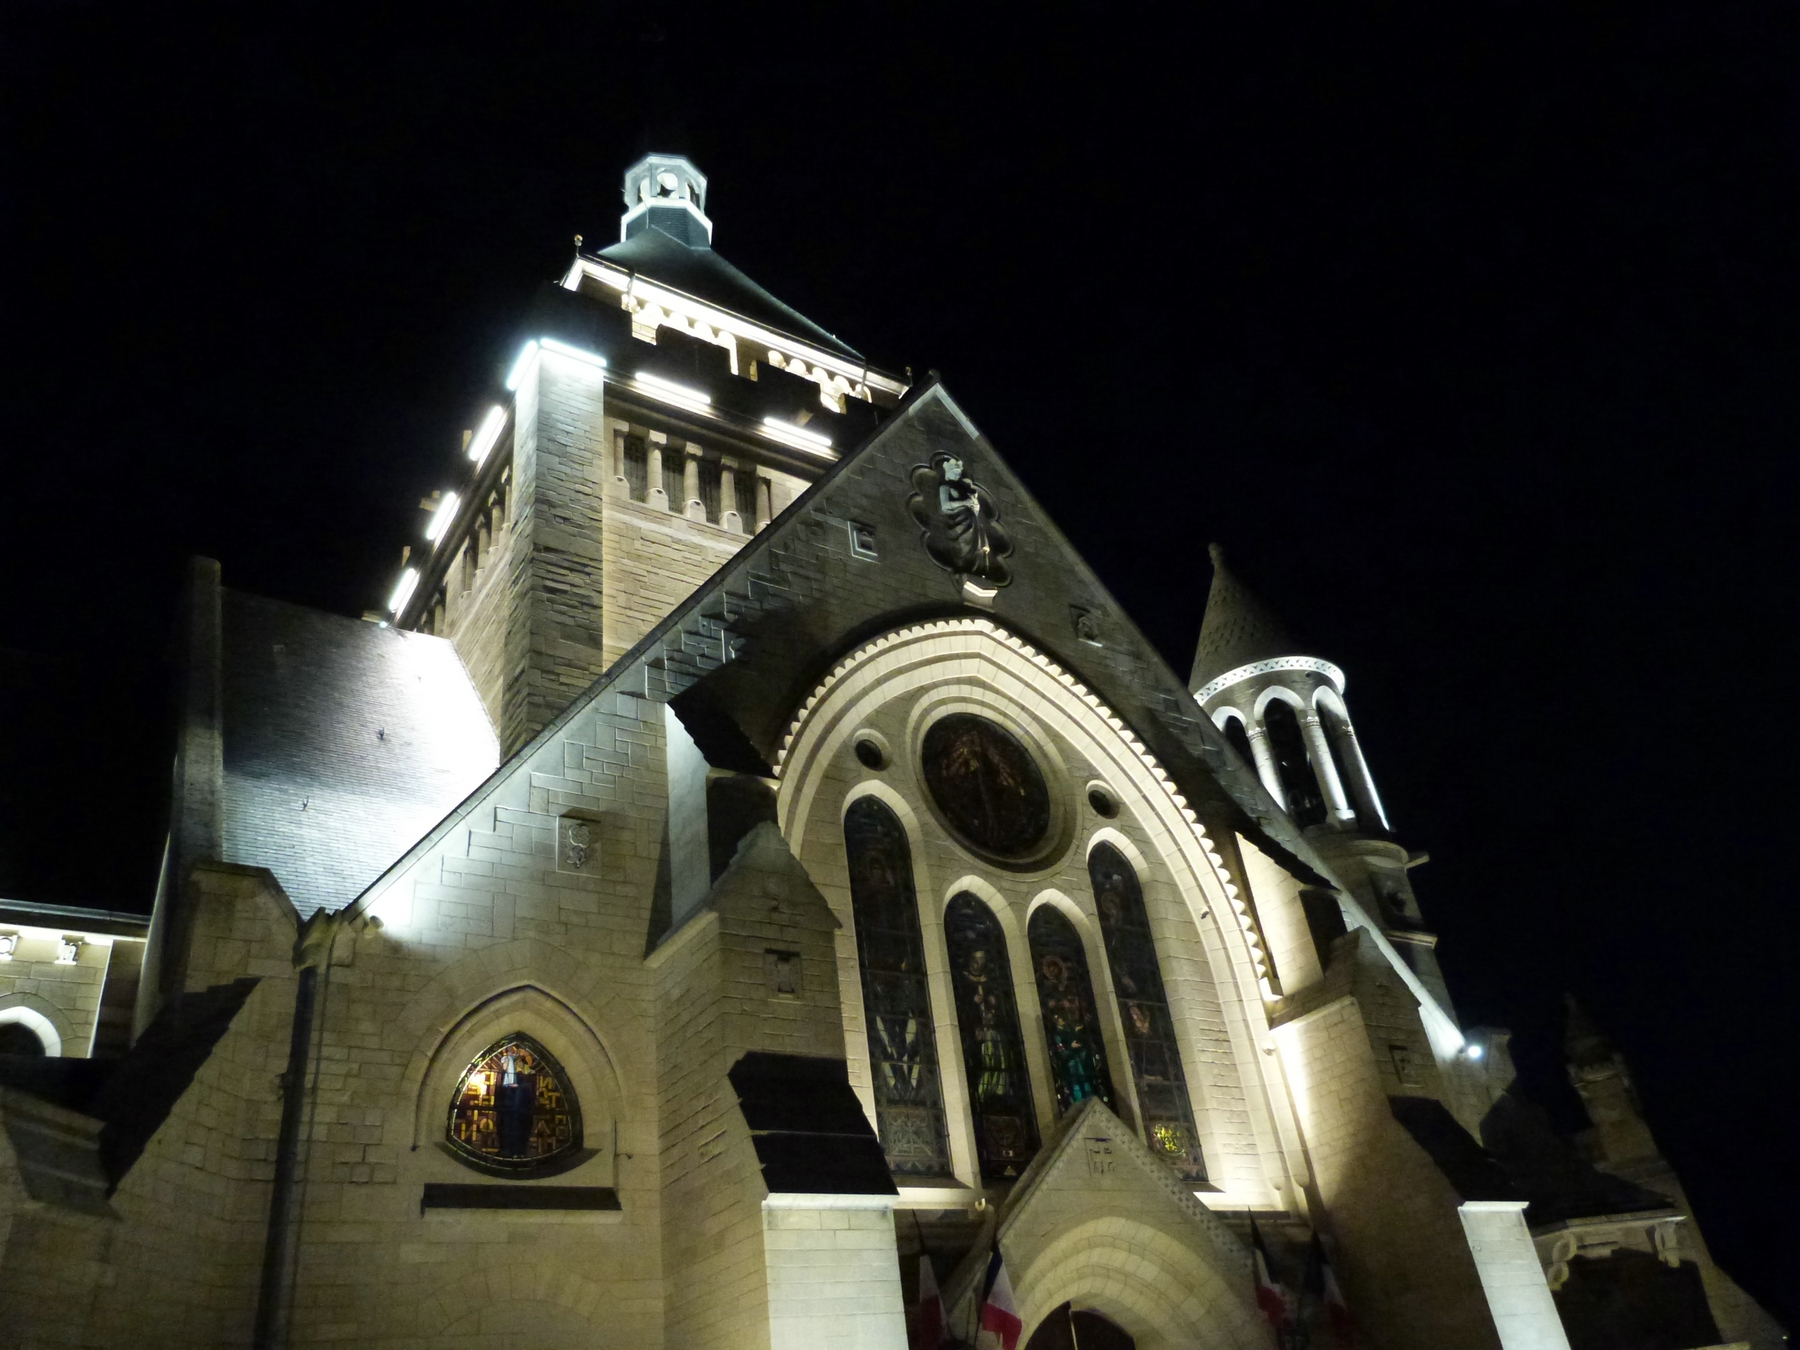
[1188,544,1303,694]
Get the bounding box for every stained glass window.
[944,892,1039,1179]
[920,714,1051,860]
[1088,844,1206,1182]
[1028,905,1116,1117]
[446,1033,581,1173]
[844,796,952,1177]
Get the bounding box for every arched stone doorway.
[1025,1303,1136,1350]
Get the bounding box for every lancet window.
[1027,905,1116,1117]
[944,892,1039,1179]
[843,796,952,1177]
[1087,844,1206,1182]
[446,1033,581,1174]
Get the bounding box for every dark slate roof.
[728,1052,896,1195]
[1389,1095,1517,1202]
[594,225,864,362]
[220,592,497,918]
[1188,544,1305,694]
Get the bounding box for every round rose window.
[920,714,1052,860]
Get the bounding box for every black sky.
[7,2,1798,1323]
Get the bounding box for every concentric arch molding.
[1192,655,1346,706]
[774,616,1280,997]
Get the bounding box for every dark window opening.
[734,469,759,525]
[1221,715,1254,768]
[623,436,648,502]
[1262,700,1324,827]
[698,459,722,523]
[663,449,686,508]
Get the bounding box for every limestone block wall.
[763,1198,907,1350]
[274,690,670,1346]
[443,459,519,736]
[0,925,114,1056]
[1272,990,1502,1350]
[602,490,751,673]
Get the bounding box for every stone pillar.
[683,447,706,522]
[1245,721,1289,811]
[756,474,773,532]
[608,420,630,499]
[720,461,742,533]
[1301,711,1357,826]
[647,432,669,510]
[763,1196,908,1350]
[1457,1202,1572,1350]
[1334,717,1389,831]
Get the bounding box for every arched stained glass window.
[1027,905,1116,1117]
[446,1033,581,1174]
[844,796,952,1177]
[944,893,1039,1179]
[1088,844,1206,1182]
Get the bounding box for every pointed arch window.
[944,892,1039,1179]
[1027,905,1116,1117]
[1087,844,1206,1182]
[446,1033,582,1174]
[844,796,952,1177]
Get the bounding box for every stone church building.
[0,155,1785,1350]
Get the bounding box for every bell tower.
[1189,545,1452,1011]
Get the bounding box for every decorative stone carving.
[907,453,1012,590]
[558,813,604,875]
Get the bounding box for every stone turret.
[1565,996,1659,1166]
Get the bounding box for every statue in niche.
[908,453,1012,588]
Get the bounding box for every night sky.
[8,4,1797,1323]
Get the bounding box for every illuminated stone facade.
[0,155,1784,1350]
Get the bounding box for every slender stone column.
[683,447,706,521]
[756,474,773,532]
[1300,711,1357,826]
[720,461,742,533]
[647,435,668,510]
[1333,717,1390,831]
[1245,722,1289,810]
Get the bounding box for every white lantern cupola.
[620,153,713,247]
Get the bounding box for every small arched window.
[844,797,952,1177]
[944,892,1039,1179]
[1087,844,1206,1182]
[1220,714,1254,769]
[446,1033,581,1174]
[1261,700,1324,828]
[1027,905,1116,1116]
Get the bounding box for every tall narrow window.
[1088,844,1206,1182]
[623,436,648,502]
[944,892,1039,1179]
[446,1033,582,1175]
[735,467,759,526]
[844,797,952,1177]
[1262,700,1324,827]
[698,458,722,523]
[1027,905,1116,1116]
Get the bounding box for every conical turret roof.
[1188,544,1304,694]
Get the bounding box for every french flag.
[913,1254,946,1350]
[1250,1216,1292,1334]
[978,1253,1023,1350]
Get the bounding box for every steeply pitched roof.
[594,226,864,362]
[1188,543,1304,694]
[219,592,498,918]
